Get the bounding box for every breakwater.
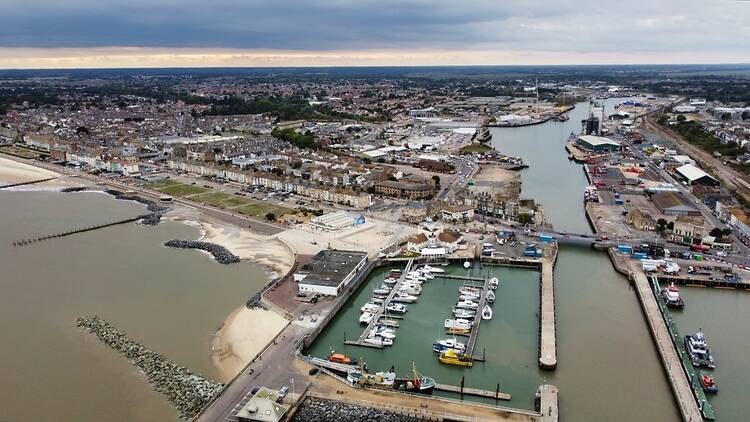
[76,316,223,419]
[11,215,148,247]
[0,177,56,189]
[105,189,167,226]
[164,240,241,264]
[291,397,422,422]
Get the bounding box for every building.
[673,164,719,187]
[651,191,701,216]
[576,135,621,153]
[310,211,362,232]
[409,107,437,119]
[236,387,288,422]
[400,202,428,224]
[672,216,705,242]
[375,180,433,200]
[440,204,474,223]
[293,249,368,296]
[625,208,657,231]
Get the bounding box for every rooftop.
[295,249,368,287]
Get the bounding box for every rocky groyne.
[291,397,422,422]
[76,316,223,419]
[105,189,168,225]
[164,240,241,264]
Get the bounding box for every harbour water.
[0,190,269,421]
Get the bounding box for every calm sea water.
[0,191,269,421]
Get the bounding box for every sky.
[0,0,748,68]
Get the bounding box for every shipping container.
[632,252,648,260]
[617,245,633,254]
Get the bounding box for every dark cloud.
[0,0,747,54]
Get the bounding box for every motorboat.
[392,292,418,303]
[661,283,684,309]
[455,300,479,310]
[489,277,499,290]
[383,277,399,285]
[419,271,435,280]
[482,305,493,320]
[420,265,445,273]
[399,285,422,296]
[684,330,715,369]
[327,351,357,365]
[452,308,476,319]
[393,363,436,395]
[370,297,385,305]
[459,286,481,295]
[359,312,374,324]
[363,336,393,347]
[444,318,473,329]
[361,303,381,313]
[386,302,408,314]
[446,327,471,336]
[438,349,473,367]
[371,327,396,340]
[432,338,466,353]
[459,293,480,301]
[699,372,719,394]
[405,274,427,283]
[487,290,496,303]
[373,285,391,295]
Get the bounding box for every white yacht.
[420,265,445,274]
[386,302,408,314]
[482,305,493,320]
[453,308,476,319]
[399,285,422,295]
[361,303,381,313]
[359,312,374,324]
[432,338,465,353]
[459,286,481,295]
[489,277,499,290]
[364,336,393,347]
[455,300,479,310]
[392,292,418,303]
[487,290,496,303]
[444,318,473,329]
[459,293,480,301]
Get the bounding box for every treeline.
[271,127,317,149]
[664,120,744,158]
[203,96,315,120]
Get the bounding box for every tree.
[517,213,532,225]
[666,221,674,230]
[709,227,723,238]
[742,111,750,121]
[721,228,732,237]
[265,213,276,221]
[432,175,441,188]
[720,112,731,121]
[676,114,687,122]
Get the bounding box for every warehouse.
[674,164,719,187]
[293,249,368,296]
[651,191,701,216]
[576,135,621,152]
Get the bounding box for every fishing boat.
[373,285,390,295]
[487,290,496,303]
[393,363,436,394]
[386,303,408,314]
[327,351,357,365]
[455,300,479,310]
[438,349,474,367]
[481,305,493,320]
[661,283,684,309]
[361,303,381,313]
[444,318,473,329]
[699,372,719,394]
[392,292,418,303]
[684,330,716,369]
[347,368,396,388]
[359,312,374,324]
[452,308,476,319]
[432,338,466,353]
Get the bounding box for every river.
[0,190,269,421]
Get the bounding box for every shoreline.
[0,156,84,189]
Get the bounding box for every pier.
[11,215,148,247]
[538,384,559,422]
[464,275,490,358]
[629,264,703,422]
[433,383,511,401]
[346,258,415,349]
[538,259,557,370]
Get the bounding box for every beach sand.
[0,156,84,189]
[210,306,289,381]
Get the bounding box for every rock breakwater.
[291,397,422,422]
[105,189,167,225]
[76,316,223,419]
[164,240,241,264]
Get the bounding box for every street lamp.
[290,378,295,400]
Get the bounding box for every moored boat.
[489,277,499,290]
[684,330,715,369]
[393,363,436,394]
[432,338,466,353]
[420,265,445,273]
[359,312,374,324]
[438,349,473,367]
[487,290,496,303]
[386,302,408,314]
[373,284,391,295]
[452,308,476,319]
[361,303,381,313]
[481,305,493,320]
[455,300,479,310]
[446,327,471,336]
[327,351,357,365]
[363,336,393,347]
[347,368,396,388]
[444,318,473,329]
[392,292,418,303]
[699,372,719,394]
[661,282,684,309]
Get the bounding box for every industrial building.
[576,135,621,153]
[651,191,701,216]
[293,249,368,296]
[673,164,720,187]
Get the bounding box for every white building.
[294,250,369,296]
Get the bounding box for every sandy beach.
[210,306,289,381]
[0,156,84,189]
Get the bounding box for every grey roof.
[296,249,367,287]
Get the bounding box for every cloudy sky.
[0,0,747,68]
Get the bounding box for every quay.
[433,383,511,401]
[538,259,556,370]
[627,263,703,422]
[347,258,415,349]
[538,385,559,422]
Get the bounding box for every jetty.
[538,259,557,370]
[11,214,148,247]
[434,383,511,401]
[464,275,490,358]
[345,259,414,349]
[538,384,559,422]
[628,264,704,422]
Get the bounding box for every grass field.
[234,202,293,218]
[0,145,45,159]
[147,180,209,197]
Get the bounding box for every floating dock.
[464,276,490,357]
[538,260,557,370]
[347,259,415,349]
[434,383,511,401]
[629,264,704,422]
